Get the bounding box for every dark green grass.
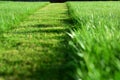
[67,2,120,80]
[0,3,71,80]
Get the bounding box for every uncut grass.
[0,3,70,80]
[67,2,120,80]
[0,1,48,32]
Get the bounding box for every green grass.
[0,2,48,32]
[1,1,120,80]
[0,3,70,80]
[67,1,120,80]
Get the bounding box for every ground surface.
[0,3,70,80]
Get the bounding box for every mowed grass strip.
[1,3,70,80]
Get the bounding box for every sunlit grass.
[67,2,120,80]
[0,2,48,32]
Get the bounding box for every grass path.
[1,3,70,80]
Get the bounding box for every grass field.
[67,1,120,80]
[0,1,120,80]
[0,2,48,32]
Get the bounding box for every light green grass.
[0,3,70,80]
[0,2,48,32]
[67,2,120,80]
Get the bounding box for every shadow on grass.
[11,28,67,34]
[1,7,74,80]
[0,38,73,80]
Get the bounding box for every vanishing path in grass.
[1,3,70,80]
